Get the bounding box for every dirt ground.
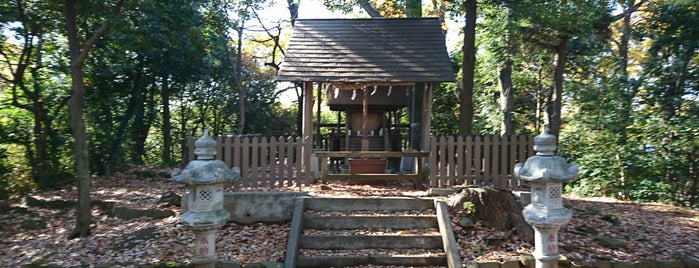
[1,167,697,267]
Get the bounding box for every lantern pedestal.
[191,227,219,268]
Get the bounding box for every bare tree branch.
[250,8,285,71]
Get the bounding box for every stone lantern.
[172,129,240,268]
[514,125,578,268]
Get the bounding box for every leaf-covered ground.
[1,167,697,267]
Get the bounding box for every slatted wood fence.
[184,136,314,187]
[184,135,534,189]
[429,135,535,188]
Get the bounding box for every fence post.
[455,135,465,185]
[429,136,438,187]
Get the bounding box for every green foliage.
[626,179,673,203]
[462,201,476,215]
[560,124,619,197]
[0,145,34,199]
[323,0,424,18]
[564,101,698,206]
[557,0,698,207]
[1,0,74,189]
[83,0,217,171]
[1,0,298,195]
[432,82,460,135]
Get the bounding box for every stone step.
[284,198,461,268]
[304,197,434,212]
[303,215,438,230]
[296,254,448,268]
[298,234,443,250]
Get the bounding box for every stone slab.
[613,262,635,268]
[657,261,684,268]
[182,192,309,224]
[427,188,458,196]
[636,260,659,268]
[683,257,699,268]
[501,260,520,268]
[479,261,501,268]
[520,254,536,268]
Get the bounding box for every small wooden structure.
[277,18,454,184]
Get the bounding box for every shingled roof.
[277,18,455,83]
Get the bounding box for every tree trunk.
[64,0,91,239]
[33,108,50,185]
[64,0,122,239]
[499,10,515,136]
[548,38,567,138]
[447,186,534,243]
[108,92,138,173]
[534,69,543,133]
[30,42,52,186]
[499,53,514,136]
[357,0,383,18]
[129,60,149,166]
[5,23,56,188]
[161,71,172,166]
[662,56,689,120]
[236,21,246,135]
[688,148,697,206]
[287,0,299,26]
[459,0,476,136]
[615,1,634,199]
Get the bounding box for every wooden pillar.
[383,109,389,151]
[316,83,322,148]
[302,82,314,175]
[344,112,350,151]
[406,85,413,149]
[410,83,423,150]
[420,83,433,152]
[420,83,433,182]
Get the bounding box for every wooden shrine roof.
[277,18,455,84]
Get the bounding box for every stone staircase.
[284,197,461,268]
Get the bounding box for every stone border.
[22,196,174,221]
[466,255,699,268]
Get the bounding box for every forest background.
[1,0,697,234]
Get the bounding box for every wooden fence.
[184,134,535,189]
[184,136,314,187]
[429,135,535,188]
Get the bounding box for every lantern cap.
[514,124,578,182]
[194,129,216,160]
[534,124,556,156]
[172,128,240,185]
